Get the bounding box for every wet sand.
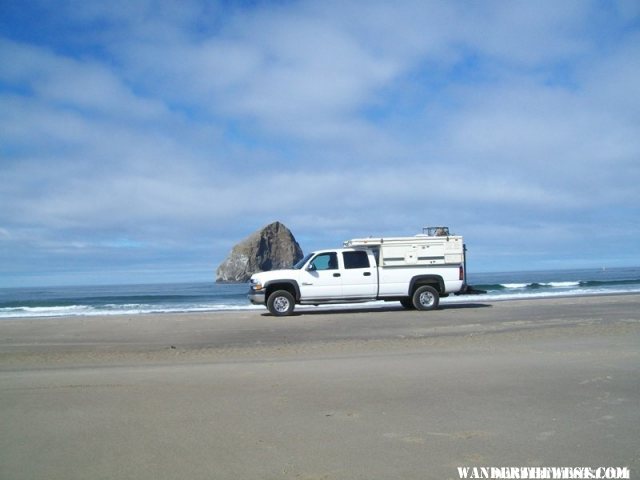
[1,295,639,479]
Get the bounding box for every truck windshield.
[293,253,314,270]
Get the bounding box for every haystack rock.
[216,222,304,283]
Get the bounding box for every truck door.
[299,252,343,300]
[341,250,377,298]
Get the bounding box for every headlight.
[250,279,263,291]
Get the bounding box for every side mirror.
[306,263,316,271]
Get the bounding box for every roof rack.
[344,227,459,247]
[422,226,450,237]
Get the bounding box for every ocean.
[1,266,639,319]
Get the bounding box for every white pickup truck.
[248,227,473,316]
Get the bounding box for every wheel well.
[409,276,444,295]
[265,282,299,301]
[412,282,440,294]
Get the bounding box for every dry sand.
[1,294,639,479]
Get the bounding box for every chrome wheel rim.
[273,296,290,312]
[419,291,435,307]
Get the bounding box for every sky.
[1,0,639,287]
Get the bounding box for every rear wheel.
[412,286,439,311]
[267,290,295,316]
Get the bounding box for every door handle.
[363,272,371,276]
[333,273,341,277]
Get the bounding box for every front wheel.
[412,286,439,311]
[267,290,295,316]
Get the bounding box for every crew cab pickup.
[248,227,471,316]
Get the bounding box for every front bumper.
[247,289,266,305]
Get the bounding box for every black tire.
[400,298,415,309]
[412,285,439,311]
[267,290,295,316]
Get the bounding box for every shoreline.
[1,293,639,367]
[2,289,640,321]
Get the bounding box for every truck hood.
[250,269,300,284]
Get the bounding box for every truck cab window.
[343,251,370,269]
[310,252,338,270]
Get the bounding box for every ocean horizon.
[1,266,639,319]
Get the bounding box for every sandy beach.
[1,294,639,479]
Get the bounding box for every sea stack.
[215,221,304,283]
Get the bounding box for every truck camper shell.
[344,227,464,268]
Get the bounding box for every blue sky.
[1,0,639,287]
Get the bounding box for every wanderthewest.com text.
[457,467,631,479]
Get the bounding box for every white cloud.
[1,0,639,283]
[0,39,167,119]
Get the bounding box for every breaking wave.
[476,278,640,293]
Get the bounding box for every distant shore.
[1,294,638,479]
